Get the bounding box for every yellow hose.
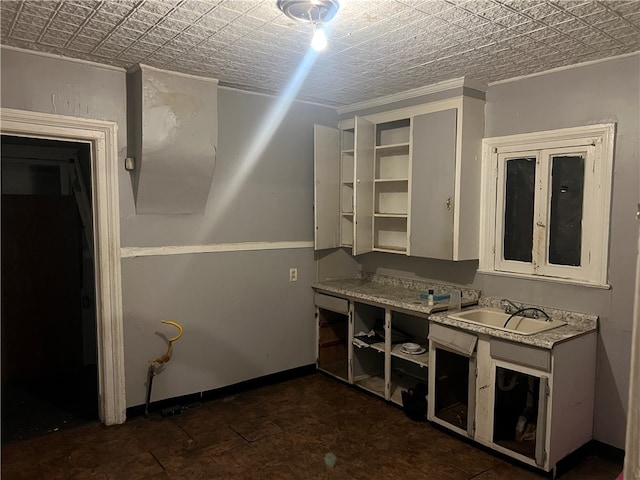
[150,320,183,367]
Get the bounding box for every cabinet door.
[314,124,341,250]
[409,109,457,259]
[353,116,374,255]
[492,364,549,468]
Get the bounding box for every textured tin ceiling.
[1,1,639,106]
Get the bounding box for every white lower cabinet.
[351,303,430,406]
[315,294,430,415]
[315,293,350,382]
[428,323,478,438]
[429,325,596,475]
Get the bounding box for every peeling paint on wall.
[128,65,218,214]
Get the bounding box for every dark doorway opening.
[1,135,99,443]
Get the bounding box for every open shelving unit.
[389,310,429,407]
[374,119,410,253]
[315,292,435,418]
[340,128,355,248]
[352,302,386,398]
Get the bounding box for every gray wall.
[3,46,637,448]
[120,87,335,246]
[121,87,337,406]
[482,54,639,449]
[342,54,639,449]
[1,48,338,407]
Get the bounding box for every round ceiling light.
[276,0,341,24]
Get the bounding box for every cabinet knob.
[446,197,452,210]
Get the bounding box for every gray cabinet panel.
[490,338,551,372]
[314,293,349,314]
[314,125,341,250]
[409,108,457,259]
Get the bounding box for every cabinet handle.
[446,197,452,210]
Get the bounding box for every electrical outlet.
[289,267,298,282]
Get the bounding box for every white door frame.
[1,107,126,425]
[625,209,640,477]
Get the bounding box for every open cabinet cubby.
[352,302,386,397]
[374,216,408,253]
[389,311,429,406]
[342,128,354,152]
[376,119,410,147]
[341,152,354,181]
[375,182,408,215]
[340,215,353,247]
[341,184,353,214]
[375,145,410,180]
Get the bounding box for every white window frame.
[479,124,615,288]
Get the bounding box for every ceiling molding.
[337,77,487,115]
[489,51,640,87]
[218,85,336,109]
[0,45,126,73]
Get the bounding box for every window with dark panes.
[482,125,613,286]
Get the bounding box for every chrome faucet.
[501,299,551,322]
[501,299,520,315]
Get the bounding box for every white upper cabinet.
[314,94,485,260]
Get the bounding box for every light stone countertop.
[312,273,480,317]
[312,275,597,350]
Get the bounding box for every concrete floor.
[1,373,623,480]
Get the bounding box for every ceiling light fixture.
[311,25,327,51]
[277,0,341,51]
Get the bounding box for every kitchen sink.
[447,308,566,336]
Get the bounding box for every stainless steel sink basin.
[447,308,566,335]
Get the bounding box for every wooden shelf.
[375,143,410,155]
[353,373,385,398]
[374,245,407,254]
[391,344,429,367]
[374,178,408,183]
[353,339,385,353]
[374,213,408,218]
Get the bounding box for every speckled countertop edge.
[312,273,481,316]
[312,275,598,349]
